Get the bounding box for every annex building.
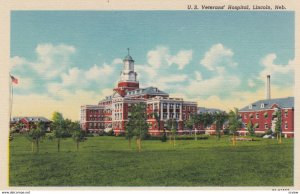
[238,76,294,138]
[80,51,198,135]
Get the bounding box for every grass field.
[9,134,294,186]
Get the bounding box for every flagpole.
[9,74,13,128]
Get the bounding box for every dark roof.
[239,97,294,112]
[197,107,224,114]
[11,117,51,122]
[125,87,169,97]
[123,54,133,61]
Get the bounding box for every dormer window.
[249,104,252,109]
[260,103,264,108]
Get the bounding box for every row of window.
[244,111,289,119]
[114,113,123,120]
[162,113,180,119]
[247,122,289,129]
[114,103,123,110]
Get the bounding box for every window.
[163,113,167,119]
[264,123,268,129]
[170,113,174,118]
[260,103,264,108]
[244,114,247,119]
[170,103,174,109]
[176,104,180,109]
[250,114,253,119]
[249,105,252,109]
[256,113,259,119]
[285,122,288,129]
[284,111,288,118]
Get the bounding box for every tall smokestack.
[266,75,271,100]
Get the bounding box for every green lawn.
[9,134,294,186]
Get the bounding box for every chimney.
[266,75,271,100]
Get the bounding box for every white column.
[167,103,170,119]
[179,103,182,120]
[160,102,163,120]
[173,104,176,119]
[152,103,155,119]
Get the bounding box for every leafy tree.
[72,121,86,151]
[27,121,46,153]
[192,114,202,140]
[275,108,282,144]
[151,112,166,142]
[166,118,178,147]
[51,112,66,152]
[213,112,228,140]
[125,121,134,148]
[228,108,243,146]
[203,112,214,130]
[246,120,255,137]
[126,102,149,152]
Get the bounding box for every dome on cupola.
[123,48,134,61]
[123,54,133,61]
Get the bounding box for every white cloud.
[200,43,237,71]
[158,74,188,83]
[32,43,76,79]
[248,79,255,88]
[61,67,82,87]
[259,53,294,81]
[85,64,114,81]
[167,49,193,69]
[10,56,27,69]
[186,74,241,98]
[147,46,193,69]
[147,46,169,68]
[184,44,240,99]
[195,71,202,81]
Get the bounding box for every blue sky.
[10,11,295,120]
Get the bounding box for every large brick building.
[238,97,294,138]
[238,76,294,138]
[80,51,197,135]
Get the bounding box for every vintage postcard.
[0,0,299,193]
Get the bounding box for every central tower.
[114,49,139,96]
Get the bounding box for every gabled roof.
[239,97,294,112]
[125,87,169,97]
[198,107,224,114]
[11,117,51,122]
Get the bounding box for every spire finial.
[127,48,130,55]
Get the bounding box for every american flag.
[10,75,18,84]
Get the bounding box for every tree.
[192,114,202,140]
[166,118,178,147]
[125,121,134,149]
[126,102,149,152]
[275,108,282,144]
[151,112,166,142]
[51,112,66,152]
[246,120,255,137]
[27,121,46,153]
[72,121,86,151]
[203,113,214,134]
[213,112,228,140]
[228,108,243,146]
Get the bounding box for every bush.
[104,130,114,136]
[255,133,265,138]
[223,128,230,135]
